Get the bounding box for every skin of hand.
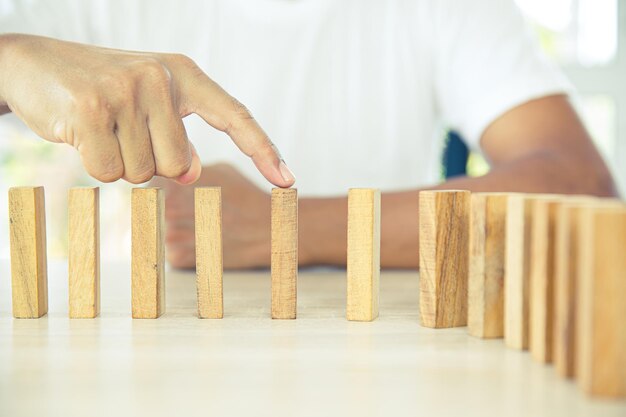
[0,33,295,187]
[152,163,271,269]
[160,94,618,270]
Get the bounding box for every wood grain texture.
[468,193,508,338]
[346,188,381,321]
[195,187,223,319]
[529,197,561,363]
[68,187,100,318]
[577,206,626,398]
[9,186,48,318]
[131,188,165,319]
[419,190,470,328]
[271,188,297,319]
[504,194,534,350]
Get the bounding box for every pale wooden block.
[554,198,622,378]
[529,196,563,363]
[504,194,535,349]
[553,202,579,377]
[9,186,48,318]
[468,193,508,338]
[195,187,223,319]
[131,187,165,319]
[577,205,626,398]
[419,190,470,328]
[68,187,100,318]
[346,188,381,322]
[271,188,297,319]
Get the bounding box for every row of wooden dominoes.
[419,190,626,399]
[7,186,380,321]
[6,186,625,397]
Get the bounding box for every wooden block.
[195,187,223,319]
[468,193,508,338]
[131,187,165,319]
[271,188,297,319]
[504,194,535,349]
[577,205,626,398]
[346,188,381,321]
[554,199,620,378]
[529,196,563,363]
[9,186,48,318]
[68,187,100,318]
[419,190,470,328]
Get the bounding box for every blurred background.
[0,0,624,260]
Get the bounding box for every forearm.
[300,150,618,268]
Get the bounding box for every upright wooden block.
[347,189,381,321]
[504,194,534,350]
[9,186,48,318]
[68,187,100,318]
[419,190,470,328]
[468,193,508,338]
[131,187,165,319]
[529,196,563,363]
[577,206,626,398]
[195,187,223,319]
[271,188,297,319]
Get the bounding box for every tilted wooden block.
[419,190,470,328]
[9,186,48,318]
[131,187,165,319]
[553,202,581,377]
[347,188,381,322]
[271,188,298,319]
[468,193,508,338]
[68,187,100,318]
[195,187,223,319]
[577,205,626,398]
[504,194,534,350]
[529,196,564,363]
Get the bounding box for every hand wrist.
[299,196,348,266]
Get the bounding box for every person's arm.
[0,33,295,186]
[300,94,618,268]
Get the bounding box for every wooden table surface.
[0,260,624,417]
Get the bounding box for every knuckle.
[170,53,196,68]
[82,148,124,183]
[160,151,192,178]
[137,58,172,86]
[72,89,112,118]
[89,162,124,183]
[222,98,254,135]
[126,167,155,184]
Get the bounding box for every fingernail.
[279,160,296,184]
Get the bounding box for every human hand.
[153,163,271,269]
[0,34,295,186]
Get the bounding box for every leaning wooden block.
[529,196,564,363]
[195,187,223,319]
[577,205,626,398]
[554,199,623,378]
[68,187,100,318]
[9,186,48,318]
[419,190,470,328]
[468,193,508,338]
[131,187,165,319]
[271,188,298,319]
[504,193,538,350]
[347,188,381,322]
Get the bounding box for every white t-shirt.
[0,0,570,196]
